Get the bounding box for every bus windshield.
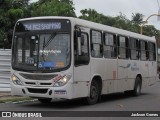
[12,19,71,72]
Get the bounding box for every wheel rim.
[136,83,141,94]
[90,86,98,99]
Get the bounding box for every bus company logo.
[52,74,62,84]
[2,112,11,117]
[36,81,40,86]
[39,50,61,55]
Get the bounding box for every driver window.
[74,33,89,66]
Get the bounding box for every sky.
[30,0,160,30]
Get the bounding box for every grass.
[0,96,35,103]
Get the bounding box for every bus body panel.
[117,59,141,91]
[126,60,141,90]
[99,58,118,94]
[140,61,149,87]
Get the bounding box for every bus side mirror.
[31,35,38,44]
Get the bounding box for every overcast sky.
[30,0,160,30]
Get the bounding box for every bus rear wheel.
[86,80,99,105]
[132,77,142,96]
[38,98,52,103]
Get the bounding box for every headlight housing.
[11,75,23,85]
[53,75,71,87]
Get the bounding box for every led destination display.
[15,19,71,32]
[23,22,61,31]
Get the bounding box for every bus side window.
[130,38,139,60]
[140,40,148,61]
[91,30,103,58]
[118,36,129,59]
[103,33,117,58]
[74,32,89,66]
[148,42,156,61]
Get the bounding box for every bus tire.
[38,98,52,103]
[86,80,99,105]
[132,77,142,96]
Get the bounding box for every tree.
[79,8,117,26]
[0,0,31,48]
[132,13,144,25]
[30,0,76,17]
[143,25,159,36]
[80,9,104,23]
[79,10,134,32]
[0,0,12,48]
[113,13,131,30]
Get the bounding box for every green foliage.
[113,13,132,30]
[0,30,6,43]
[80,9,102,22]
[143,25,159,36]
[8,8,24,20]
[79,9,117,27]
[30,0,76,17]
[132,13,144,25]
[0,0,30,48]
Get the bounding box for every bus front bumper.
[10,82,73,100]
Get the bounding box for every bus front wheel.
[86,80,99,105]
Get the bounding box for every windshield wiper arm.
[42,33,57,61]
[42,37,46,61]
[43,33,57,48]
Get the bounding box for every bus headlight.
[11,75,23,85]
[54,75,71,87]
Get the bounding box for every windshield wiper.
[42,37,46,61]
[43,33,57,48]
[41,33,57,62]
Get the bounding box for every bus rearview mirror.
[31,35,38,40]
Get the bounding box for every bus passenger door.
[73,27,90,98]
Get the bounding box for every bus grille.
[25,82,52,86]
[40,83,52,86]
[25,82,36,85]
[27,88,48,94]
[19,73,57,80]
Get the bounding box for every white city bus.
[11,17,157,104]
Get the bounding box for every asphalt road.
[0,80,160,120]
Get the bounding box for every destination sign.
[15,19,71,32]
[23,22,61,31]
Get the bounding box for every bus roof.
[17,16,156,42]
